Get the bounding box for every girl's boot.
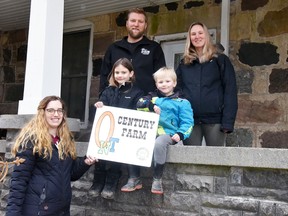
[151,163,164,194]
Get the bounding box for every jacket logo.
[125,96,131,99]
[141,48,150,55]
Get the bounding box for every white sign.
[87,106,159,167]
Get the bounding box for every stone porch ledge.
[2,114,287,170]
[76,142,288,170]
[0,114,81,132]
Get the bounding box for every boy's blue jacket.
[137,90,194,140]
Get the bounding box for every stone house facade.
[1,0,288,147]
[2,1,288,215]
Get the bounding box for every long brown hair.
[183,22,218,64]
[12,96,77,160]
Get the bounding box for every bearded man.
[99,8,166,94]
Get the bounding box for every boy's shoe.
[151,178,163,195]
[121,177,143,192]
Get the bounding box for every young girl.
[90,58,144,199]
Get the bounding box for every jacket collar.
[154,89,181,99]
[117,82,132,91]
[116,35,151,47]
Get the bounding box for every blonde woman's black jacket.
[99,36,166,94]
[99,82,144,109]
[6,140,90,216]
[176,54,238,133]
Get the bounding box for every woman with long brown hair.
[6,95,97,216]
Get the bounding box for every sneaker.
[151,178,163,195]
[121,177,143,192]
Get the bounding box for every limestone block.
[237,97,281,124]
[269,68,288,93]
[260,130,288,148]
[230,13,253,41]
[258,7,288,37]
[175,174,214,193]
[86,15,110,32]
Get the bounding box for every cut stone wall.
[2,143,288,215]
[70,164,288,215]
[2,115,288,215]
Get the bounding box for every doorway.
[62,20,93,128]
[161,40,185,69]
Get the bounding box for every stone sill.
[0,114,81,132]
[0,140,6,153]
[76,142,288,170]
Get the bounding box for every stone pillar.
[220,0,230,55]
[18,0,64,114]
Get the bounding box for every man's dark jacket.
[100,36,166,94]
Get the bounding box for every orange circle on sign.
[95,111,115,148]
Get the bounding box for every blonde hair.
[183,22,218,64]
[153,67,177,83]
[108,58,135,87]
[12,96,77,160]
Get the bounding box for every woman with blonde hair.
[176,21,238,146]
[6,95,97,216]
